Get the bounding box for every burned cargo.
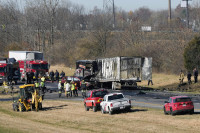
[75,57,152,89]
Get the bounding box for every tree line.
[0,0,200,74]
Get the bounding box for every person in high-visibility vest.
[71,81,75,97]
[40,76,46,100]
[41,76,45,82]
[74,83,78,97]
[35,81,40,88]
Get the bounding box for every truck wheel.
[108,107,113,115]
[84,104,89,111]
[164,107,168,115]
[19,103,26,112]
[170,108,175,116]
[101,107,105,114]
[93,106,97,112]
[190,108,194,114]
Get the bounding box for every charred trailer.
[74,60,98,79]
[94,57,152,89]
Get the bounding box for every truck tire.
[164,107,168,115]
[84,104,89,111]
[170,108,175,116]
[108,107,112,115]
[93,106,97,112]
[19,103,26,112]
[101,107,105,114]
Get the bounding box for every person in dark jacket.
[193,68,199,83]
[35,70,39,81]
[187,71,192,85]
[55,70,59,82]
[49,70,55,83]
[30,70,34,84]
[60,71,65,79]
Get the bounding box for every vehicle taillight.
[129,100,131,104]
[110,103,113,107]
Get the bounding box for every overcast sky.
[1,0,194,12]
[71,0,185,11]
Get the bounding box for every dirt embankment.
[1,100,200,133]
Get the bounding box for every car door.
[101,96,107,111]
[85,91,92,107]
[165,98,172,111]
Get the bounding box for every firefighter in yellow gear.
[71,81,75,97]
[35,81,40,88]
[40,76,46,100]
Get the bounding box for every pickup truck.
[100,93,131,115]
[84,89,108,112]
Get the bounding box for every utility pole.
[183,0,192,28]
[113,0,116,29]
[103,0,116,29]
[168,0,171,25]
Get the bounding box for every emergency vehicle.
[9,51,49,80]
[0,58,20,84]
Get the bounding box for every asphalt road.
[2,81,200,112]
[44,82,200,112]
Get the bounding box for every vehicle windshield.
[31,64,40,69]
[92,91,107,98]
[108,94,124,101]
[175,97,191,103]
[41,64,48,70]
[0,67,5,72]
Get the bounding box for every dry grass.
[49,64,75,76]
[1,100,200,133]
[138,73,179,89]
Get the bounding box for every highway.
[1,81,200,112]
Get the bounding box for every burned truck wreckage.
[75,57,152,89]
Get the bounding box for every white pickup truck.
[100,93,131,115]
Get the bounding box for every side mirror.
[164,101,169,103]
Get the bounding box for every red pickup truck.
[84,89,108,112]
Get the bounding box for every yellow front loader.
[12,84,43,112]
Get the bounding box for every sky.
[71,0,186,12]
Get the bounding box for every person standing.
[193,68,199,83]
[187,71,192,85]
[74,83,78,97]
[49,70,55,83]
[179,70,184,84]
[58,81,62,98]
[71,82,75,97]
[55,70,59,82]
[30,70,34,84]
[65,81,71,98]
[35,70,39,81]
[26,72,30,84]
[60,71,65,79]
[35,80,40,88]
[40,76,46,100]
